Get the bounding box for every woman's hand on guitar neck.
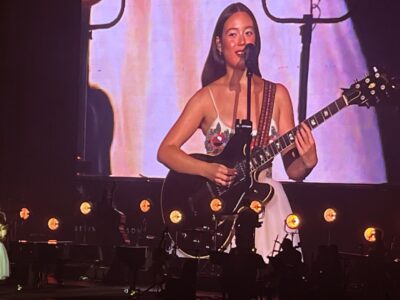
[295,122,318,169]
[202,163,237,187]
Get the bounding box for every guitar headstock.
[343,66,399,108]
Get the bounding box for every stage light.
[47,240,58,244]
[139,199,152,213]
[324,208,337,223]
[250,200,263,214]
[19,208,30,220]
[80,201,92,215]
[48,217,60,231]
[286,214,301,230]
[169,210,183,224]
[210,198,223,212]
[364,227,383,242]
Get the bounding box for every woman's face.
[217,11,256,70]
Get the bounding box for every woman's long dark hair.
[201,2,262,87]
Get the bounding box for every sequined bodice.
[203,86,278,178]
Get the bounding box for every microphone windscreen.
[244,44,257,74]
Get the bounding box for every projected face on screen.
[86,0,386,183]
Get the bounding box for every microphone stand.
[244,68,253,186]
[261,0,351,122]
[234,65,253,192]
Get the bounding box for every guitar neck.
[247,95,349,173]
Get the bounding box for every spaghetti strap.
[207,87,220,117]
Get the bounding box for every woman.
[0,210,10,280]
[158,2,317,261]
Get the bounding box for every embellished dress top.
[204,86,278,178]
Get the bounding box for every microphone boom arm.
[261,0,351,24]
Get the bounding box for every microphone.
[244,43,257,74]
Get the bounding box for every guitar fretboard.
[235,96,349,176]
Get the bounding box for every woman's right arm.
[157,91,236,186]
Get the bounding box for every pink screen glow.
[88,0,386,183]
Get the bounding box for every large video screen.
[87,0,386,183]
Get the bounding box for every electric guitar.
[161,67,398,258]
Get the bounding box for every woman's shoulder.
[190,85,212,103]
[259,78,290,100]
[184,85,215,114]
[274,82,290,101]
[259,77,286,90]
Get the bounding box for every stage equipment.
[106,246,147,293]
[364,227,383,242]
[210,198,223,213]
[324,208,337,223]
[9,241,104,287]
[19,208,30,220]
[47,217,60,231]
[261,0,351,122]
[286,213,301,230]
[210,207,265,300]
[139,198,152,213]
[80,201,92,215]
[250,200,263,214]
[169,210,183,224]
[10,241,66,288]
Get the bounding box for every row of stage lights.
[15,198,153,231]
[14,202,381,243]
[169,201,381,243]
[79,199,152,215]
[284,210,380,242]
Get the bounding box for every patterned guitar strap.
[255,80,276,148]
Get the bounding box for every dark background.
[0,0,399,254]
[0,0,80,237]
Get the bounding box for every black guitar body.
[161,126,274,258]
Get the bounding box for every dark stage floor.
[0,281,223,300]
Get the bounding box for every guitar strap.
[255,80,276,148]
